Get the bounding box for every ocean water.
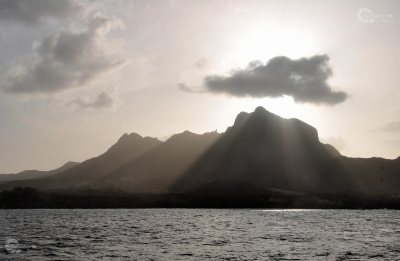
[0,209,399,260]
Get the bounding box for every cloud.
[69,91,118,109]
[379,121,400,132]
[1,14,125,94]
[178,83,193,92]
[177,83,204,93]
[194,58,209,69]
[0,0,79,25]
[184,55,347,105]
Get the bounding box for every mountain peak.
[254,106,267,114]
[106,132,149,154]
[233,106,276,127]
[165,130,221,147]
[117,132,142,143]
[233,106,283,129]
[233,111,250,126]
[228,106,321,151]
[251,106,281,120]
[60,161,79,169]
[166,130,198,143]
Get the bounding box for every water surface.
[1,209,399,260]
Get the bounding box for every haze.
[0,0,399,173]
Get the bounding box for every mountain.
[171,106,354,194]
[1,107,399,207]
[96,130,221,192]
[0,133,162,190]
[93,107,341,193]
[98,106,399,196]
[336,156,400,195]
[0,161,79,182]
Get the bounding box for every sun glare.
[231,97,302,119]
[226,96,324,136]
[223,22,321,69]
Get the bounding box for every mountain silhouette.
[0,161,79,183]
[335,156,400,195]
[0,133,161,190]
[1,107,399,206]
[96,130,221,192]
[170,106,353,193]
[92,106,352,194]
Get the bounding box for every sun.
[223,21,322,69]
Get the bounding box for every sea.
[0,209,399,260]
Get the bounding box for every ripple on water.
[0,209,399,260]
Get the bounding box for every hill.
[0,161,79,182]
[1,107,399,208]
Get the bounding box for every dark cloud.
[379,121,400,132]
[192,55,347,105]
[2,15,124,94]
[69,92,117,109]
[0,0,79,25]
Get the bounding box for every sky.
[0,0,399,173]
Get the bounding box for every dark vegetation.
[1,187,400,209]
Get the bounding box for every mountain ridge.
[1,107,399,202]
[0,161,79,182]
[0,133,162,190]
